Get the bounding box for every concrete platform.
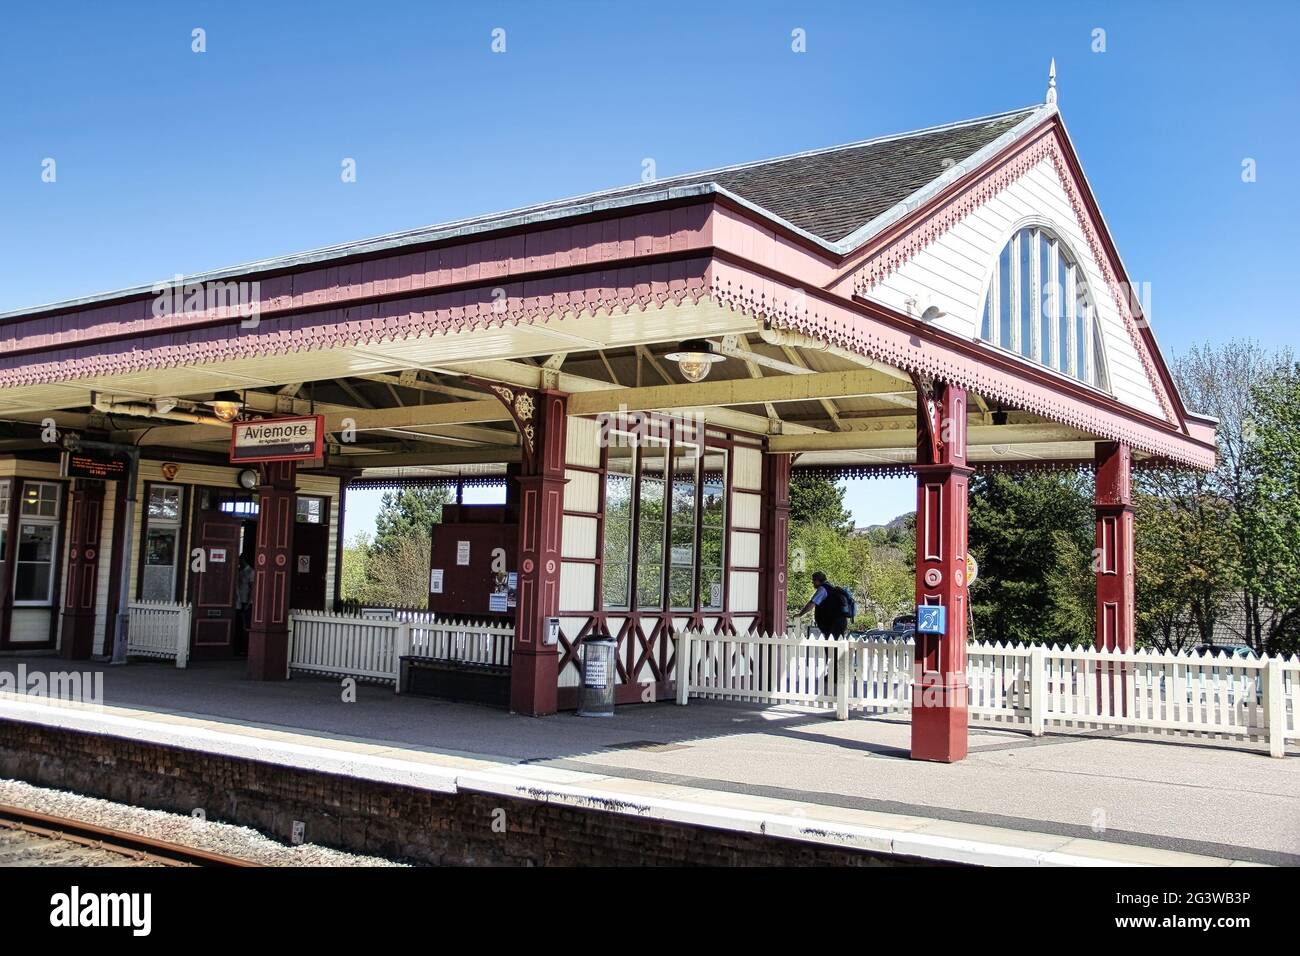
[1,655,1296,866]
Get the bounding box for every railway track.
[0,802,261,867]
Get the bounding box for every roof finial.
[1045,58,1057,105]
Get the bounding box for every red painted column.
[509,390,568,716]
[248,460,297,680]
[760,453,792,636]
[61,480,106,660]
[1094,441,1135,653]
[1094,441,1135,715]
[911,382,971,763]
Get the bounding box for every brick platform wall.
[0,719,925,866]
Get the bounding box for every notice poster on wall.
[210,548,227,564]
[506,572,518,609]
[430,569,444,594]
[456,540,471,566]
[489,570,511,613]
[297,555,310,573]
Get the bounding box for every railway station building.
[0,88,1217,762]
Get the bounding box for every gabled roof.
[1,105,1047,320]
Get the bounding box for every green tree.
[967,471,1094,644]
[789,474,852,531]
[859,528,915,628]
[349,484,453,608]
[373,485,450,554]
[339,532,372,603]
[1132,478,1237,651]
[1174,341,1294,653]
[361,531,434,608]
[786,521,878,628]
[1241,363,1300,654]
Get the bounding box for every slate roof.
[611,106,1041,243]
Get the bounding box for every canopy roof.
[0,101,1216,479]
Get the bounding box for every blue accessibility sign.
[916,605,947,635]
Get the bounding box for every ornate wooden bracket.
[467,376,538,461]
[910,371,944,465]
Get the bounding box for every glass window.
[979,226,1110,391]
[1058,251,1073,374]
[699,451,727,611]
[15,523,56,603]
[0,479,9,563]
[602,447,634,609]
[600,437,728,614]
[147,485,182,522]
[217,497,258,517]
[14,482,60,605]
[142,484,182,601]
[1018,231,1033,357]
[20,481,59,518]
[636,439,668,609]
[668,445,699,610]
[143,527,179,601]
[296,496,324,524]
[1076,296,1090,386]
[997,244,1012,348]
[1038,236,1053,365]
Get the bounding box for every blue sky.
[4,1,1296,532]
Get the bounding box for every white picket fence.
[675,631,1300,758]
[287,608,513,687]
[126,601,191,668]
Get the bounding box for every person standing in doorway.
[235,556,255,654]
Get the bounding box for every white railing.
[289,609,408,684]
[287,608,514,687]
[674,631,1300,757]
[406,614,513,668]
[127,601,191,668]
[676,633,847,711]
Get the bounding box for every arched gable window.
[978,226,1110,391]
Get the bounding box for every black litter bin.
[577,636,616,717]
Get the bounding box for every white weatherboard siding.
[864,157,1165,420]
[729,445,761,631]
[91,481,116,654]
[559,416,602,689]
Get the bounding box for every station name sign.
[229,415,325,463]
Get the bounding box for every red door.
[190,512,241,658]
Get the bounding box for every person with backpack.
[796,571,855,637]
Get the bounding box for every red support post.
[911,382,971,763]
[1094,441,1135,715]
[247,460,297,680]
[509,390,568,716]
[61,480,105,660]
[760,453,792,636]
[1094,441,1135,653]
